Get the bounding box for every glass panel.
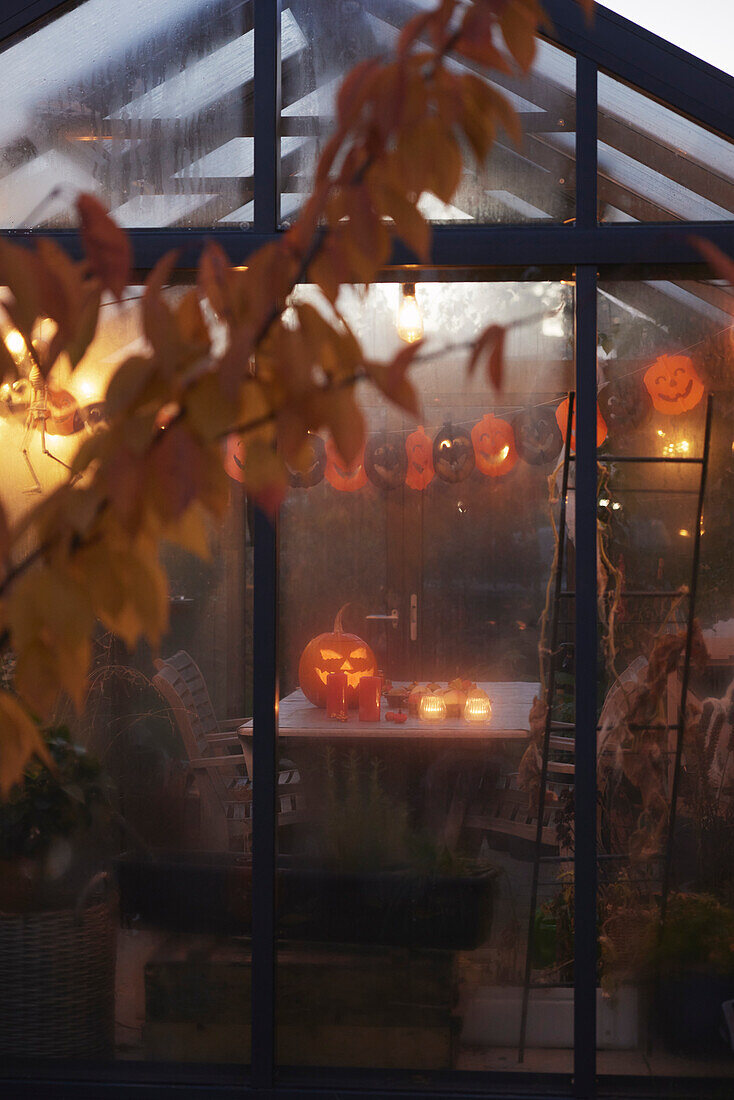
[275,278,576,1079]
[0,0,256,228]
[597,276,734,1079]
[0,287,253,1071]
[598,73,734,222]
[280,1,576,225]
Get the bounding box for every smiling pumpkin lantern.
[325,437,367,492]
[405,425,434,490]
[643,354,704,416]
[471,413,518,478]
[298,605,377,708]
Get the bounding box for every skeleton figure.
[20,365,73,492]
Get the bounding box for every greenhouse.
[1,1,734,1098]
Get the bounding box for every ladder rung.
[570,454,703,464]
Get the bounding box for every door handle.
[410,593,418,642]
[365,608,399,629]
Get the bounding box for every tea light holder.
[419,693,447,723]
[463,689,492,724]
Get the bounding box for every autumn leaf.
[76,193,132,300]
[691,235,734,290]
[467,324,506,390]
[0,238,40,343]
[0,692,53,798]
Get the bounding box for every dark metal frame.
[2,0,734,1098]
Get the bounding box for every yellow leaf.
[0,237,40,341]
[501,0,540,72]
[104,356,157,418]
[240,438,288,518]
[0,691,53,798]
[163,501,211,560]
[14,640,62,718]
[324,390,365,467]
[76,193,132,300]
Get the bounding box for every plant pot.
[277,864,499,949]
[115,852,251,936]
[655,970,734,1054]
[116,853,498,949]
[0,872,117,1059]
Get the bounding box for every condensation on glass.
[276,279,576,1074]
[280,0,576,225]
[597,72,734,222]
[0,0,258,228]
[596,276,734,1074]
[0,285,253,1068]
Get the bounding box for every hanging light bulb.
[397,282,423,344]
[4,329,26,361]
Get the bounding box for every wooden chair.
[153,651,307,852]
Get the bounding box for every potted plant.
[653,892,734,1053]
[0,725,117,1059]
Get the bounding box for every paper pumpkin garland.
[471,413,517,477]
[405,426,434,490]
[643,354,704,415]
[555,396,608,449]
[325,437,367,492]
[432,422,475,483]
[287,432,327,488]
[225,433,248,483]
[513,407,563,466]
[365,432,408,490]
[598,375,652,438]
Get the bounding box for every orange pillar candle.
[358,675,382,722]
[326,672,348,720]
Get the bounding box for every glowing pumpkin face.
[365,432,407,491]
[643,354,704,415]
[513,407,563,466]
[405,426,434,490]
[287,432,326,488]
[471,413,518,478]
[555,397,607,450]
[325,437,367,492]
[298,605,377,708]
[433,423,475,483]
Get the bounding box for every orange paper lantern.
[471,413,518,477]
[555,397,607,449]
[643,354,704,415]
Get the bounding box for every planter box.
[144,940,458,1068]
[116,854,497,949]
[461,984,641,1050]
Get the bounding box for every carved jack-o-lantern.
[225,434,248,483]
[643,354,704,416]
[471,413,518,478]
[365,432,407,491]
[598,376,652,438]
[287,432,326,488]
[325,437,367,492]
[405,425,434,490]
[433,423,475,483]
[555,397,608,449]
[513,407,563,466]
[298,605,377,708]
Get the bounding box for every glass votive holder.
[463,689,492,724]
[419,693,447,723]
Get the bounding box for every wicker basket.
[0,873,117,1058]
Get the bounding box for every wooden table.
[238,680,537,781]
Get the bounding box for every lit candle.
[358,675,382,722]
[326,672,348,720]
[463,689,492,724]
[419,693,447,723]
